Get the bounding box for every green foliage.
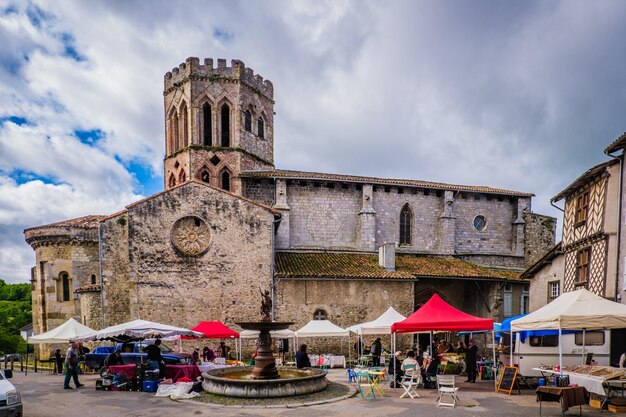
[0,301,31,334]
[0,279,31,302]
[0,332,20,355]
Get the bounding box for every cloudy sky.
[1,0,625,283]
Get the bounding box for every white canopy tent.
[347,306,406,335]
[72,319,203,343]
[511,288,626,373]
[295,320,350,364]
[29,318,95,344]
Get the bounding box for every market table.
[536,386,588,415]
[108,364,137,380]
[164,365,201,382]
[309,354,346,368]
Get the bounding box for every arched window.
[200,168,210,183]
[257,117,264,139]
[313,309,327,320]
[203,102,212,146]
[90,274,96,285]
[178,170,186,183]
[172,112,180,151]
[244,110,252,132]
[221,170,231,191]
[180,101,189,148]
[168,173,176,188]
[399,203,412,245]
[61,273,70,302]
[221,103,230,147]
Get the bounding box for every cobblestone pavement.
[10,368,606,417]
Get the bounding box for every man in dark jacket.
[104,349,124,368]
[371,338,382,367]
[143,339,165,375]
[465,338,478,383]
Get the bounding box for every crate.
[142,380,159,393]
[590,399,603,410]
[608,404,626,413]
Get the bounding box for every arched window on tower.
[61,272,70,302]
[203,102,212,146]
[168,173,176,188]
[244,110,252,132]
[172,112,180,151]
[221,103,230,147]
[180,101,189,148]
[257,117,265,139]
[399,203,413,245]
[178,170,186,183]
[221,170,231,191]
[200,169,210,183]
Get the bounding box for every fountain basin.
[202,367,328,398]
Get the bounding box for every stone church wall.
[100,214,131,327]
[372,187,441,252]
[126,182,275,328]
[523,212,557,267]
[287,183,360,248]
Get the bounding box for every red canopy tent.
[182,321,240,339]
[390,294,497,390]
[391,294,493,333]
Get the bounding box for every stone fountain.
[202,289,328,398]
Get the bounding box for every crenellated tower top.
[164,57,274,100]
[162,57,275,195]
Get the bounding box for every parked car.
[0,354,22,362]
[84,341,192,371]
[0,369,22,417]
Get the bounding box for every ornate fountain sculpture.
[201,287,329,397]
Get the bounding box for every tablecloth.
[309,354,346,368]
[536,386,589,412]
[108,364,137,380]
[535,368,608,396]
[164,365,202,382]
[198,364,229,373]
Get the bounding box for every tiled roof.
[242,169,534,197]
[604,132,626,154]
[75,284,101,293]
[551,159,618,203]
[275,252,521,281]
[24,215,108,231]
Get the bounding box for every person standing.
[143,339,165,376]
[371,338,382,367]
[104,349,124,368]
[63,343,83,389]
[465,338,478,383]
[54,349,64,375]
[192,347,200,364]
[295,344,311,368]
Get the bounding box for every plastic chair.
[400,364,421,399]
[436,375,460,407]
[347,368,357,383]
[318,355,329,370]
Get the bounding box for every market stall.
[181,321,240,361]
[348,306,406,365]
[295,319,350,367]
[391,294,497,390]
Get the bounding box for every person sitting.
[295,344,312,368]
[387,351,404,388]
[104,349,124,368]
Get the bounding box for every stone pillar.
[357,184,376,251]
[379,242,396,271]
[514,198,528,256]
[273,179,290,249]
[439,191,456,254]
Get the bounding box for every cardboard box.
[608,404,626,413]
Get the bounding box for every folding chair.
[400,364,421,399]
[436,375,460,407]
[347,368,358,383]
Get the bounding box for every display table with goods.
[164,364,202,383]
[536,386,589,415]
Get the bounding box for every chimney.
[378,242,396,272]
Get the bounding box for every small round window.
[473,215,487,231]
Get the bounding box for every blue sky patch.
[0,116,28,126]
[9,169,62,186]
[75,129,104,145]
[125,160,162,196]
[59,33,86,62]
[25,5,51,29]
[213,27,234,43]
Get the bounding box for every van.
[499,330,612,378]
[0,369,22,417]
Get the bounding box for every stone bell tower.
[163,57,275,194]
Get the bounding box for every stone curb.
[176,383,357,409]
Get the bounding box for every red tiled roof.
[275,252,521,281]
[242,169,534,197]
[24,215,108,232]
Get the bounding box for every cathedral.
[24,57,555,351]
